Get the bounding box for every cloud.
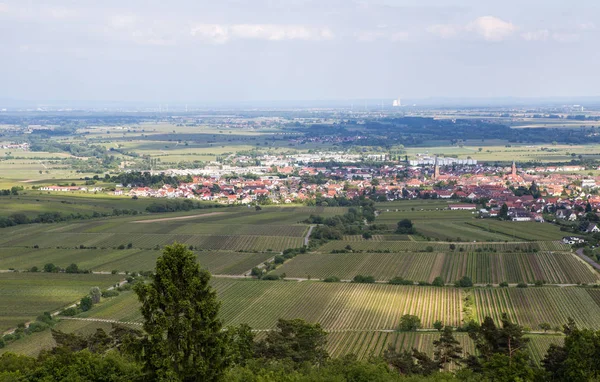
[110,14,137,29]
[521,29,550,42]
[466,16,517,41]
[427,24,460,39]
[190,24,334,44]
[47,7,78,19]
[355,30,409,42]
[552,32,580,43]
[0,3,7,13]
[578,22,596,31]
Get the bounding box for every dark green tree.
[134,243,229,381]
[396,219,416,234]
[498,203,509,220]
[398,314,421,331]
[433,326,463,371]
[79,296,93,312]
[255,318,328,366]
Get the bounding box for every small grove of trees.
[396,219,416,234]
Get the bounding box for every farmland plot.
[317,240,570,253]
[0,273,122,332]
[474,287,600,329]
[69,279,464,330]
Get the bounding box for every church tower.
[511,161,517,177]
[434,156,440,180]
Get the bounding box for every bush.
[499,281,509,287]
[26,321,48,334]
[455,276,473,288]
[323,276,341,283]
[43,263,58,273]
[432,276,445,287]
[398,314,421,331]
[534,280,546,287]
[101,289,120,298]
[261,274,281,281]
[117,244,126,250]
[396,219,416,234]
[79,296,93,312]
[273,255,285,265]
[389,277,414,285]
[517,282,528,288]
[29,266,39,273]
[60,307,79,316]
[352,275,375,284]
[111,269,119,274]
[362,232,372,239]
[65,263,79,274]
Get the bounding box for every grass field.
[271,251,599,285]
[0,272,123,333]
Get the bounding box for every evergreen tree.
[134,243,229,381]
[433,326,463,371]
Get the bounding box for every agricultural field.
[66,279,465,330]
[466,221,567,241]
[0,206,322,252]
[0,247,272,275]
[316,240,571,253]
[474,287,600,330]
[0,272,123,333]
[0,193,159,218]
[270,251,599,285]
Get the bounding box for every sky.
[1,0,600,104]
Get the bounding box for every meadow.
[0,272,122,333]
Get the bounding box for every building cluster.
[36,157,600,227]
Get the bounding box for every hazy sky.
[1,0,600,103]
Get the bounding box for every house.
[585,223,600,233]
[448,204,477,210]
[562,236,586,245]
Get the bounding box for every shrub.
[273,255,285,265]
[517,282,528,288]
[29,266,39,273]
[389,277,413,285]
[102,290,120,298]
[534,280,546,287]
[425,246,434,253]
[398,314,421,331]
[499,281,509,287]
[65,263,79,274]
[79,296,93,312]
[455,276,473,288]
[43,263,58,273]
[432,276,445,287]
[323,276,340,283]
[111,269,119,275]
[352,275,375,284]
[261,274,281,281]
[117,244,126,250]
[60,307,79,316]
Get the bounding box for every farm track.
[131,212,226,223]
[575,248,600,272]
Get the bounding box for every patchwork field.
[271,251,599,284]
[0,247,272,275]
[474,287,600,329]
[0,272,123,333]
[70,279,465,330]
[317,240,571,253]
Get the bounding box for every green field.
[271,251,599,285]
[0,247,272,275]
[317,240,570,253]
[0,272,123,333]
[69,279,465,330]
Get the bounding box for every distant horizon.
[2,95,600,110]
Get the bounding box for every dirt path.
[304,225,315,246]
[132,211,226,223]
[575,248,600,272]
